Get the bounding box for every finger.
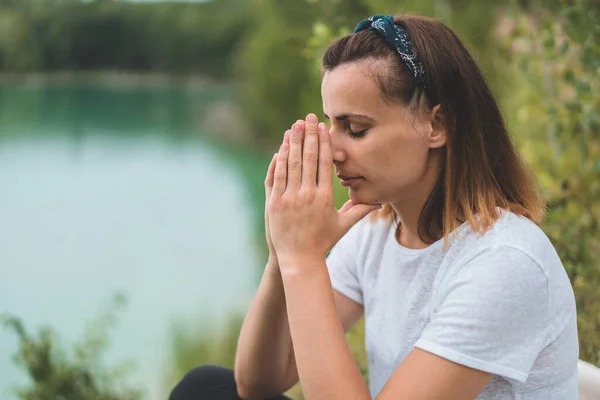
[339,199,355,213]
[339,202,382,231]
[272,142,289,197]
[317,122,334,190]
[302,114,319,188]
[284,129,291,146]
[287,121,304,190]
[268,129,290,198]
[265,153,278,198]
[271,129,290,198]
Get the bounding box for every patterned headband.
[354,15,426,87]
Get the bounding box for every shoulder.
[448,210,562,279]
[443,210,575,329]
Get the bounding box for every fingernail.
[293,123,302,134]
[307,114,318,124]
[318,123,327,134]
[273,153,278,159]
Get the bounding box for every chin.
[348,188,379,205]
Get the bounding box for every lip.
[338,176,363,187]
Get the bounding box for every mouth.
[337,174,363,187]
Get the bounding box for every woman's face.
[321,61,445,206]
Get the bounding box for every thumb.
[338,201,381,230]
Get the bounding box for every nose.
[328,127,346,164]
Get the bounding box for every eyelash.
[349,128,367,139]
[324,118,368,139]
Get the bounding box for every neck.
[390,152,443,250]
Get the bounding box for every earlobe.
[430,127,446,149]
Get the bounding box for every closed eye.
[349,128,367,139]
[323,113,371,139]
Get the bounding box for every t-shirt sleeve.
[414,245,551,383]
[326,221,364,305]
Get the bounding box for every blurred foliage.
[0,0,249,78]
[165,315,243,395]
[501,0,600,365]
[1,293,143,400]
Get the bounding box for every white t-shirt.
[326,210,578,399]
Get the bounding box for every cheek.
[375,134,430,182]
[385,134,428,165]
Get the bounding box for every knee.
[169,365,236,400]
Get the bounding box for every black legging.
[169,365,293,400]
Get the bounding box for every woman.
[170,14,578,400]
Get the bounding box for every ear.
[427,104,446,149]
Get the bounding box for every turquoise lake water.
[0,83,269,399]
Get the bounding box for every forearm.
[280,257,370,400]
[234,260,295,397]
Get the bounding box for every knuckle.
[279,197,291,208]
[304,152,319,163]
[289,160,302,170]
[274,171,286,180]
[269,199,283,211]
[299,188,316,201]
[319,157,332,167]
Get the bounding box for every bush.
[1,294,143,400]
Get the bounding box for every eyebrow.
[323,113,376,123]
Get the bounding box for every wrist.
[267,253,279,266]
[277,253,326,275]
[264,258,280,276]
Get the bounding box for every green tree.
[0,10,41,71]
[0,0,250,78]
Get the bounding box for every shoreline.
[0,71,223,90]
[0,71,256,147]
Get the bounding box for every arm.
[280,257,492,400]
[235,122,363,398]
[280,258,371,400]
[234,133,296,398]
[234,259,364,399]
[280,237,551,398]
[234,261,296,399]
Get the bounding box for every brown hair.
[322,15,545,244]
